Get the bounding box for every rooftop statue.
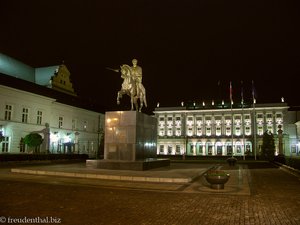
[107,59,147,112]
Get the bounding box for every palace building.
[154,101,300,157]
[0,53,104,157]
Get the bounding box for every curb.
[11,168,194,184]
[273,162,300,178]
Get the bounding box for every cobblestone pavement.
[0,162,300,225]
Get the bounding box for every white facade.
[0,85,104,157]
[154,103,299,157]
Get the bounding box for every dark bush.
[274,154,286,164]
[285,157,300,170]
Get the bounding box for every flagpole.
[252,80,257,160]
[253,100,257,160]
[230,82,234,158]
[241,81,245,160]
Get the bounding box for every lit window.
[1,137,9,153]
[168,145,173,154]
[267,125,273,134]
[22,108,29,123]
[175,145,181,154]
[175,128,181,136]
[257,126,263,135]
[226,127,231,136]
[167,128,173,136]
[206,127,211,136]
[59,117,63,128]
[235,127,241,136]
[37,111,42,125]
[197,127,202,136]
[159,145,164,154]
[187,127,193,136]
[216,126,221,136]
[5,105,12,120]
[245,126,251,135]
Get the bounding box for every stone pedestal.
[87,111,170,170]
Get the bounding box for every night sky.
[1,1,300,114]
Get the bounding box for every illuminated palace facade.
[154,101,299,157]
[0,53,104,157]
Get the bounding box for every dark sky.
[1,0,300,114]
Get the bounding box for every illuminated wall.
[154,103,297,157]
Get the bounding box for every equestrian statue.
[107,59,147,112]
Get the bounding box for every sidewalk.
[10,162,251,195]
[2,161,300,225]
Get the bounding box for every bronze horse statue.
[117,64,147,112]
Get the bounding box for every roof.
[0,73,105,113]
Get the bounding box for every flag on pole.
[241,81,244,104]
[230,81,233,104]
[252,80,257,103]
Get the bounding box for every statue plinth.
[86,111,169,170]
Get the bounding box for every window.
[19,138,25,153]
[72,119,77,130]
[187,127,193,136]
[236,145,242,154]
[159,117,165,121]
[2,137,9,152]
[175,116,181,125]
[257,125,263,135]
[216,126,221,136]
[167,145,173,154]
[198,144,203,155]
[267,125,273,134]
[206,127,211,136]
[196,116,202,121]
[196,127,202,136]
[187,116,194,124]
[22,108,29,123]
[159,145,164,154]
[59,117,63,128]
[175,128,181,136]
[235,127,241,136]
[37,111,42,125]
[167,128,173,136]
[226,127,231,136]
[227,145,232,155]
[245,126,251,135]
[159,128,165,136]
[5,105,12,120]
[175,145,181,154]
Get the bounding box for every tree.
[0,131,4,143]
[24,133,43,148]
[261,130,275,161]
